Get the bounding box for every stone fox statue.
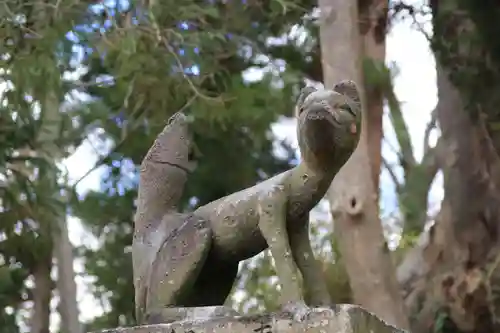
[132,81,362,325]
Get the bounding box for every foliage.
[1,0,322,329]
[1,1,124,330]
[0,89,68,331]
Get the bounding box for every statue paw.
[282,301,311,322]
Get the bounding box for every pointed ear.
[333,80,362,120]
[295,86,318,117]
[298,86,318,105]
[333,80,361,105]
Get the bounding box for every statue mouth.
[304,103,338,125]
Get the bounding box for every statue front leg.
[257,185,311,321]
[289,217,331,307]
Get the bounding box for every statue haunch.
[132,81,362,325]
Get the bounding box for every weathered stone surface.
[95,305,409,333]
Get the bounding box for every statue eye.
[188,148,195,161]
[167,113,179,125]
[339,103,355,117]
[187,142,201,161]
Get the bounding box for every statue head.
[295,81,362,173]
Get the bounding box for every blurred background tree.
[3,0,500,332]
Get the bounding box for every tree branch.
[386,82,416,173]
[382,157,402,192]
[421,136,443,179]
[423,107,438,157]
[71,95,198,190]
[398,136,443,235]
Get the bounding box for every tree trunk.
[54,216,82,333]
[397,62,500,333]
[30,1,82,331]
[36,94,82,333]
[359,0,386,194]
[396,0,500,330]
[30,258,52,333]
[318,0,409,329]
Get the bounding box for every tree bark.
[54,216,82,333]
[397,62,500,333]
[359,0,386,193]
[395,0,500,330]
[318,0,409,329]
[36,93,82,333]
[30,1,82,331]
[30,258,52,333]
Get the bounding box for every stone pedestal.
[95,305,409,333]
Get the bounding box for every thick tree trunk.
[30,258,52,333]
[398,63,500,333]
[397,0,500,330]
[318,0,409,329]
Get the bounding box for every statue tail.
[134,112,193,229]
[133,112,194,323]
